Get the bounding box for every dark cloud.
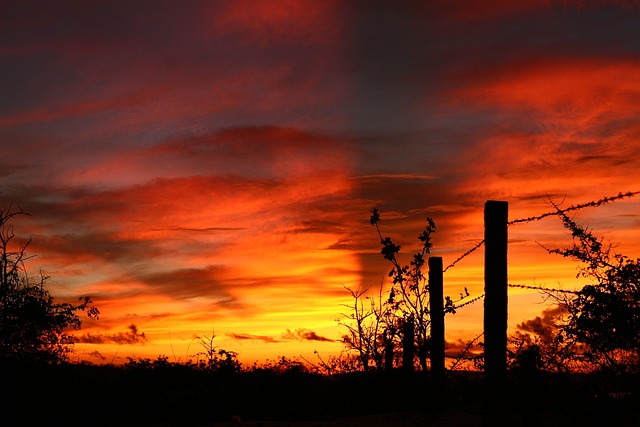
[33,231,163,265]
[85,350,106,362]
[444,338,484,357]
[74,324,148,345]
[226,333,281,343]
[150,227,246,233]
[576,153,636,168]
[281,328,335,343]
[516,306,567,343]
[325,238,358,251]
[225,273,354,299]
[137,266,231,300]
[227,329,334,344]
[286,220,345,235]
[147,125,354,180]
[515,193,567,203]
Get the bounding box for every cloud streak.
[75,324,148,345]
[281,329,335,343]
[227,328,335,344]
[227,333,282,344]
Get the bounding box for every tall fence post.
[484,200,508,426]
[429,256,445,399]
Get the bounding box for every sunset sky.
[2,0,640,365]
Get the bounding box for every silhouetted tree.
[542,207,640,373]
[371,209,466,371]
[511,306,578,373]
[340,210,465,372]
[0,205,98,363]
[338,284,391,371]
[304,349,360,375]
[195,329,241,372]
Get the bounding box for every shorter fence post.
[384,329,394,370]
[402,316,414,372]
[429,256,445,400]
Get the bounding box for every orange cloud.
[453,59,640,120]
[4,125,363,364]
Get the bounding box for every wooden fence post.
[484,200,508,426]
[402,316,414,372]
[384,330,394,370]
[429,256,445,397]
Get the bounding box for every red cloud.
[451,60,640,118]
[201,0,344,46]
[441,58,640,200]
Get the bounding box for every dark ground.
[3,361,639,427]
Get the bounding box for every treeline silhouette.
[3,356,434,426]
[4,354,640,426]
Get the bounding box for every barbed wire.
[449,284,577,314]
[508,191,640,225]
[507,283,578,294]
[453,293,485,310]
[443,190,639,272]
[443,240,485,272]
[446,331,484,371]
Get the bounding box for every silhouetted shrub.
[0,206,98,363]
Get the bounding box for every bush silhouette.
[0,206,98,363]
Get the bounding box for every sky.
[2,0,640,365]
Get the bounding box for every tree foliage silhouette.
[338,284,390,371]
[196,329,241,372]
[340,210,466,371]
[0,206,99,363]
[535,207,640,372]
